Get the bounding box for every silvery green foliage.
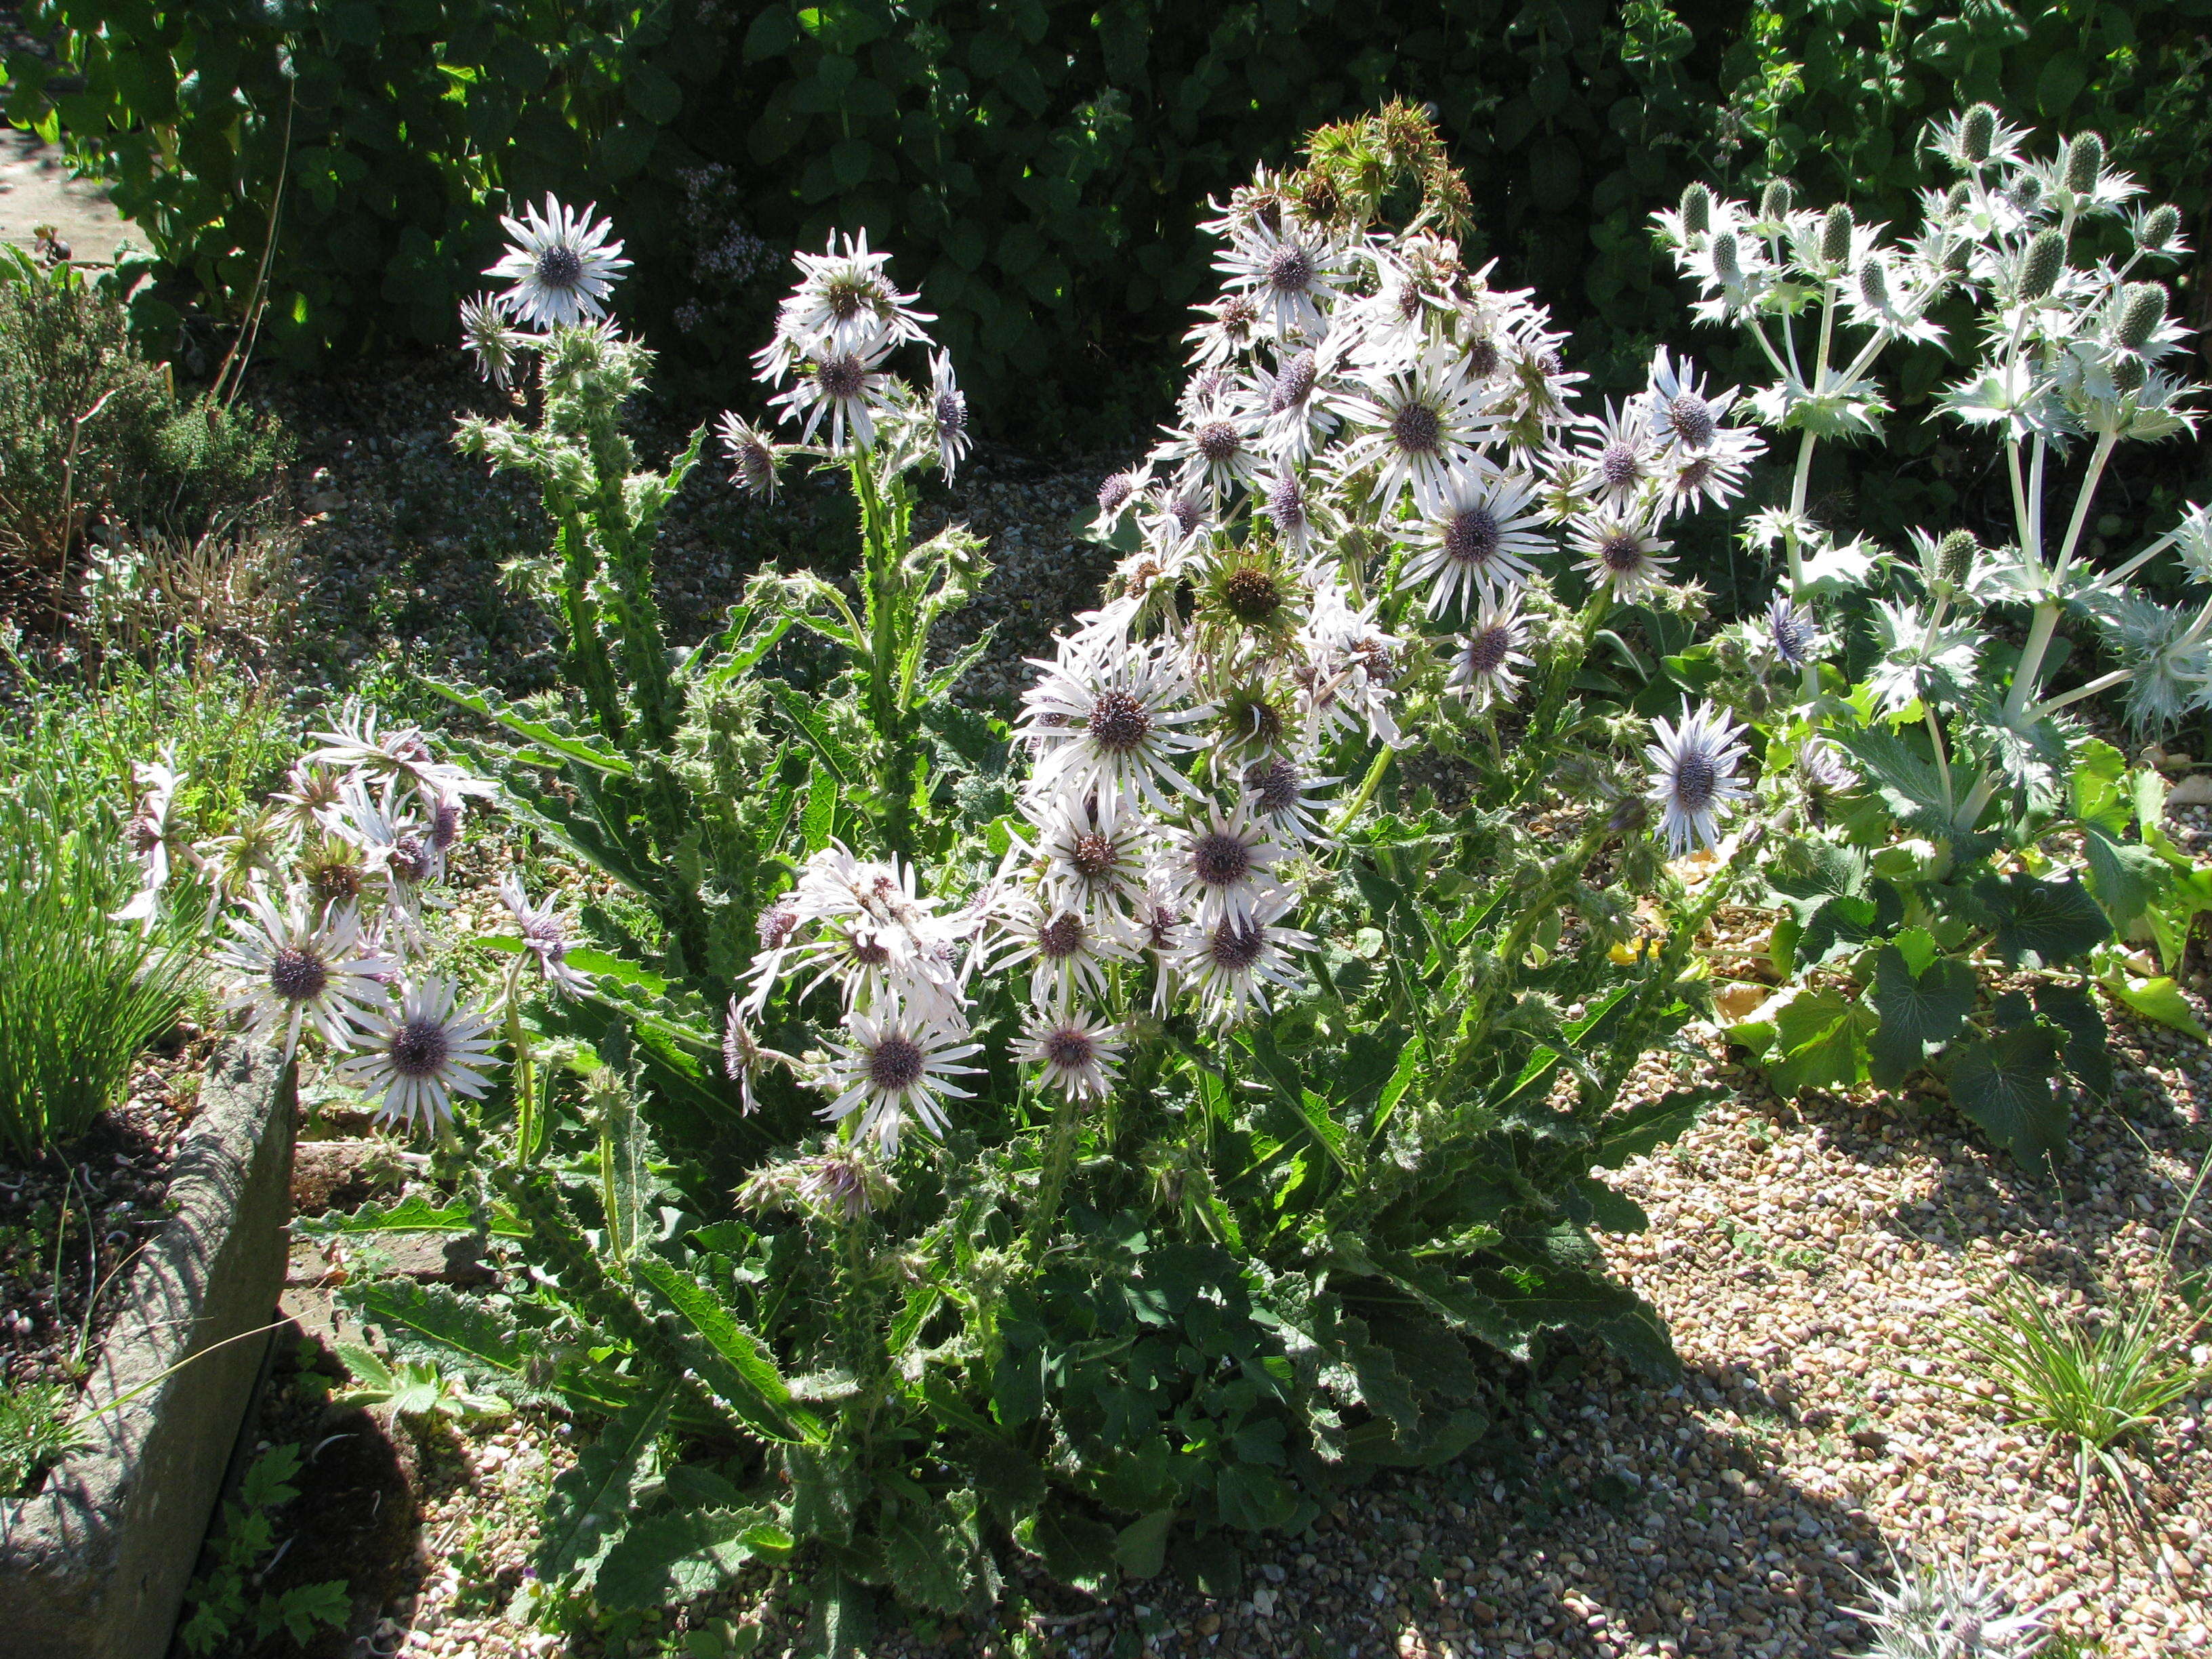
[1849,1555,2050,1659]
[1658,110,2212,1168]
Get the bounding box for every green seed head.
[1759,179,1793,222]
[1711,230,1740,281]
[2063,131,2104,194]
[2020,227,2066,300]
[2142,204,2182,250]
[1961,104,1999,164]
[1944,181,1973,216]
[1858,258,1888,310]
[1820,204,1853,266]
[2112,356,2148,394]
[2011,173,2044,214]
[2118,282,2166,351]
[1681,182,1713,239]
[1944,237,1974,274]
[1935,529,1976,589]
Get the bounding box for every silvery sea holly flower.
[928,350,970,477]
[1094,460,1152,533]
[1017,642,1211,829]
[815,1006,981,1155]
[1397,470,1550,616]
[1564,398,1659,513]
[497,871,594,999]
[459,292,532,390]
[340,975,501,1133]
[714,413,785,499]
[1251,346,1336,464]
[1183,289,1265,369]
[217,893,392,1062]
[1157,396,1265,507]
[1242,753,1336,846]
[1644,703,1750,855]
[1447,595,1534,709]
[485,195,630,330]
[1573,513,1675,602]
[112,753,184,930]
[990,893,1134,1012]
[768,337,897,452]
[1025,797,1151,920]
[1019,1008,1126,1102]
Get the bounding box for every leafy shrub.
[177,1441,351,1656]
[1656,111,2212,1168]
[0,259,288,596]
[0,780,189,1163]
[222,110,1820,1637]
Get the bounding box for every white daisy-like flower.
[1017,642,1212,830]
[767,335,897,452]
[1242,753,1336,846]
[272,760,347,838]
[1336,352,1498,514]
[217,894,392,1063]
[773,228,936,359]
[1573,514,1676,602]
[1019,1007,1126,1103]
[928,349,970,478]
[1214,220,1349,340]
[1135,478,1211,561]
[815,1006,981,1155]
[1563,398,1660,514]
[1642,348,1740,456]
[112,754,184,930]
[1644,703,1750,855]
[497,871,594,999]
[715,413,786,498]
[1657,436,1759,520]
[1765,594,1819,668]
[1395,470,1550,617]
[332,778,435,890]
[991,893,1134,1012]
[721,998,798,1116]
[1131,869,1188,1015]
[1250,346,1336,464]
[1446,594,1535,710]
[1183,289,1266,369]
[459,292,533,390]
[1293,588,1406,748]
[1094,459,1153,533]
[339,975,500,1134]
[1155,396,1265,507]
[1176,893,1314,1027]
[1168,799,1287,929]
[1023,797,1152,920]
[485,194,630,330]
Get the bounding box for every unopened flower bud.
[2141,204,2182,250]
[1681,182,1713,238]
[1936,529,1975,588]
[1944,237,1974,274]
[2020,227,2066,300]
[1944,182,1972,216]
[1858,258,1888,310]
[1711,230,1740,281]
[1607,793,1651,836]
[2112,356,2148,394]
[1820,205,1853,266]
[2011,173,2043,214]
[2118,282,2165,350]
[1961,103,1998,164]
[2063,131,2104,194]
[1759,179,1793,221]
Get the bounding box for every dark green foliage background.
[8,0,2212,449]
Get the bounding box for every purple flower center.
[268,945,329,1004]
[867,1033,925,1091]
[1601,532,1645,574]
[1197,421,1241,466]
[1445,505,1500,567]
[1666,392,1715,449]
[1599,442,1642,491]
[1465,337,1500,378]
[1097,472,1135,514]
[388,1017,451,1080]
[1206,921,1265,972]
[1069,832,1120,880]
[1391,399,1443,457]
[1267,242,1315,295]
[1266,474,1305,531]
[1221,565,1282,623]
[535,245,584,291]
[1673,750,1718,811]
[1086,689,1152,753]
[1271,350,1317,413]
[1247,758,1300,815]
[1191,832,1252,887]
[936,391,966,432]
[1465,626,1513,678]
[1039,912,1087,961]
[817,353,866,401]
[1044,1027,1096,1070]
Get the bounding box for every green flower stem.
[1328,743,1396,838]
[1517,588,1613,781]
[1023,1088,1087,1261]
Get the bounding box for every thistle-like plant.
[1660,110,2212,1168]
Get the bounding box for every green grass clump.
[0,782,192,1163]
[0,1381,91,1496]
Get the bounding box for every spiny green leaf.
[1015,1500,1119,1599]
[347,1279,527,1380]
[595,1504,793,1610]
[534,1381,676,1586]
[424,678,633,774]
[630,1255,813,1443]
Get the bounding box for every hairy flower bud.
[1961,103,1999,164]
[2020,227,2066,300]
[2011,173,2043,215]
[1680,182,1713,238]
[1944,181,1972,216]
[1759,179,1793,222]
[1820,204,1853,266]
[2118,282,2166,351]
[2141,204,2182,250]
[2063,131,2104,194]
[2112,356,2148,394]
[1858,258,1888,310]
[1711,230,1740,281]
[1936,529,1976,589]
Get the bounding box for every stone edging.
[0,1040,295,1659]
